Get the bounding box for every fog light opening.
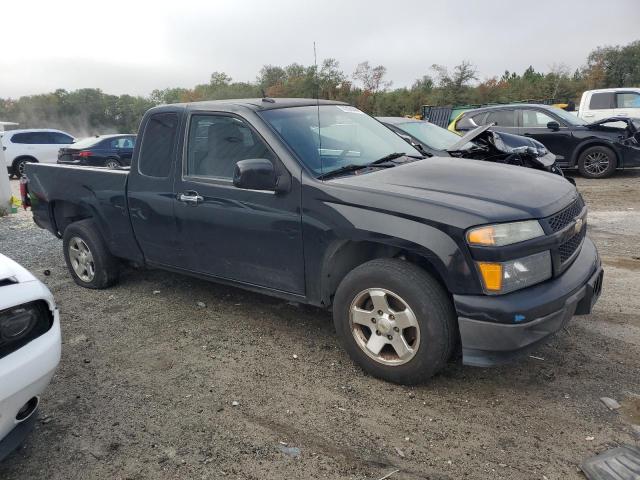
[15,397,39,422]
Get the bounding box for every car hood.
[0,253,37,284]
[331,157,577,226]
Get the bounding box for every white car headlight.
[467,220,544,247]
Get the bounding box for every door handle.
[177,191,203,205]
[584,113,594,117]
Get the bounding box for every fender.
[305,201,479,306]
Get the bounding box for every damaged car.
[377,117,566,178]
[450,104,640,178]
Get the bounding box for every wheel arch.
[319,239,453,307]
[570,140,620,168]
[51,200,95,237]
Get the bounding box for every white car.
[2,129,75,178]
[0,254,61,462]
[577,88,640,122]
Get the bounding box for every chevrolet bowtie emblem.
[574,217,583,234]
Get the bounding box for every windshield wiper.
[317,152,426,180]
[317,163,375,180]
[368,152,426,165]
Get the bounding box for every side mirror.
[547,121,560,131]
[233,158,289,193]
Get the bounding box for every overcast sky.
[1,0,639,99]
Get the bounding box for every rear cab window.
[138,113,179,178]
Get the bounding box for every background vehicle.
[451,104,640,178]
[3,129,75,178]
[377,117,565,177]
[577,88,640,122]
[22,99,602,384]
[58,134,136,168]
[0,254,61,462]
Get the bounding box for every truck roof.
[160,98,348,111]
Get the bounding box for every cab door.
[172,112,305,295]
[582,92,615,122]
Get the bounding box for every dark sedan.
[377,116,566,178]
[451,104,640,178]
[58,134,136,168]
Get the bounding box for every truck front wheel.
[63,219,119,289]
[333,258,457,385]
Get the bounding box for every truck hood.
[331,157,577,225]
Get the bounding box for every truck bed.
[25,163,143,264]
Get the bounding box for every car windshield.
[394,121,472,151]
[260,105,422,177]
[70,137,102,148]
[550,107,587,126]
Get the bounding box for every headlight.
[476,250,552,294]
[467,220,544,246]
[0,301,52,359]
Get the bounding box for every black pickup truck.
[23,98,603,384]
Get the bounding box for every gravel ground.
[1,171,639,480]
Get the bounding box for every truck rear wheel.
[332,258,457,385]
[63,219,119,289]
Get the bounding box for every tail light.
[78,150,92,158]
[19,176,31,209]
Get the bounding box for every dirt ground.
[1,170,639,480]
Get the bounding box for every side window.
[10,133,31,144]
[589,92,615,110]
[186,114,274,180]
[30,132,52,144]
[522,110,556,128]
[485,110,516,127]
[457,112,486,130]
[616,92,640,108]
[49,132,73,144]
[138,113,178,178]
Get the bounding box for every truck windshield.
[260,105,422,177]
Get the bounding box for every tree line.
[0,40,638,136]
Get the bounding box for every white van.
[577,88,640,122]
[2,129,75,178]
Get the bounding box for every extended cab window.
[139,113,178,178]
[589,92,615,110]
[522,110,556,127]
[485,110,515,127]
[186,114,274,179]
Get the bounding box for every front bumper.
[454,237,602,367]
[0,308,61,461]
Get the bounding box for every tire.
[105,159,120,169]
[578,146,617,179]
[13,158,35,178]
[333,258,457,384]
[62,219,119,289]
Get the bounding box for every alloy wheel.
[68,237,95,282]
[349,288,420,366]
[584,151,610,176]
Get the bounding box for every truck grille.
[559,227,586,263]
[548,197,584,232]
